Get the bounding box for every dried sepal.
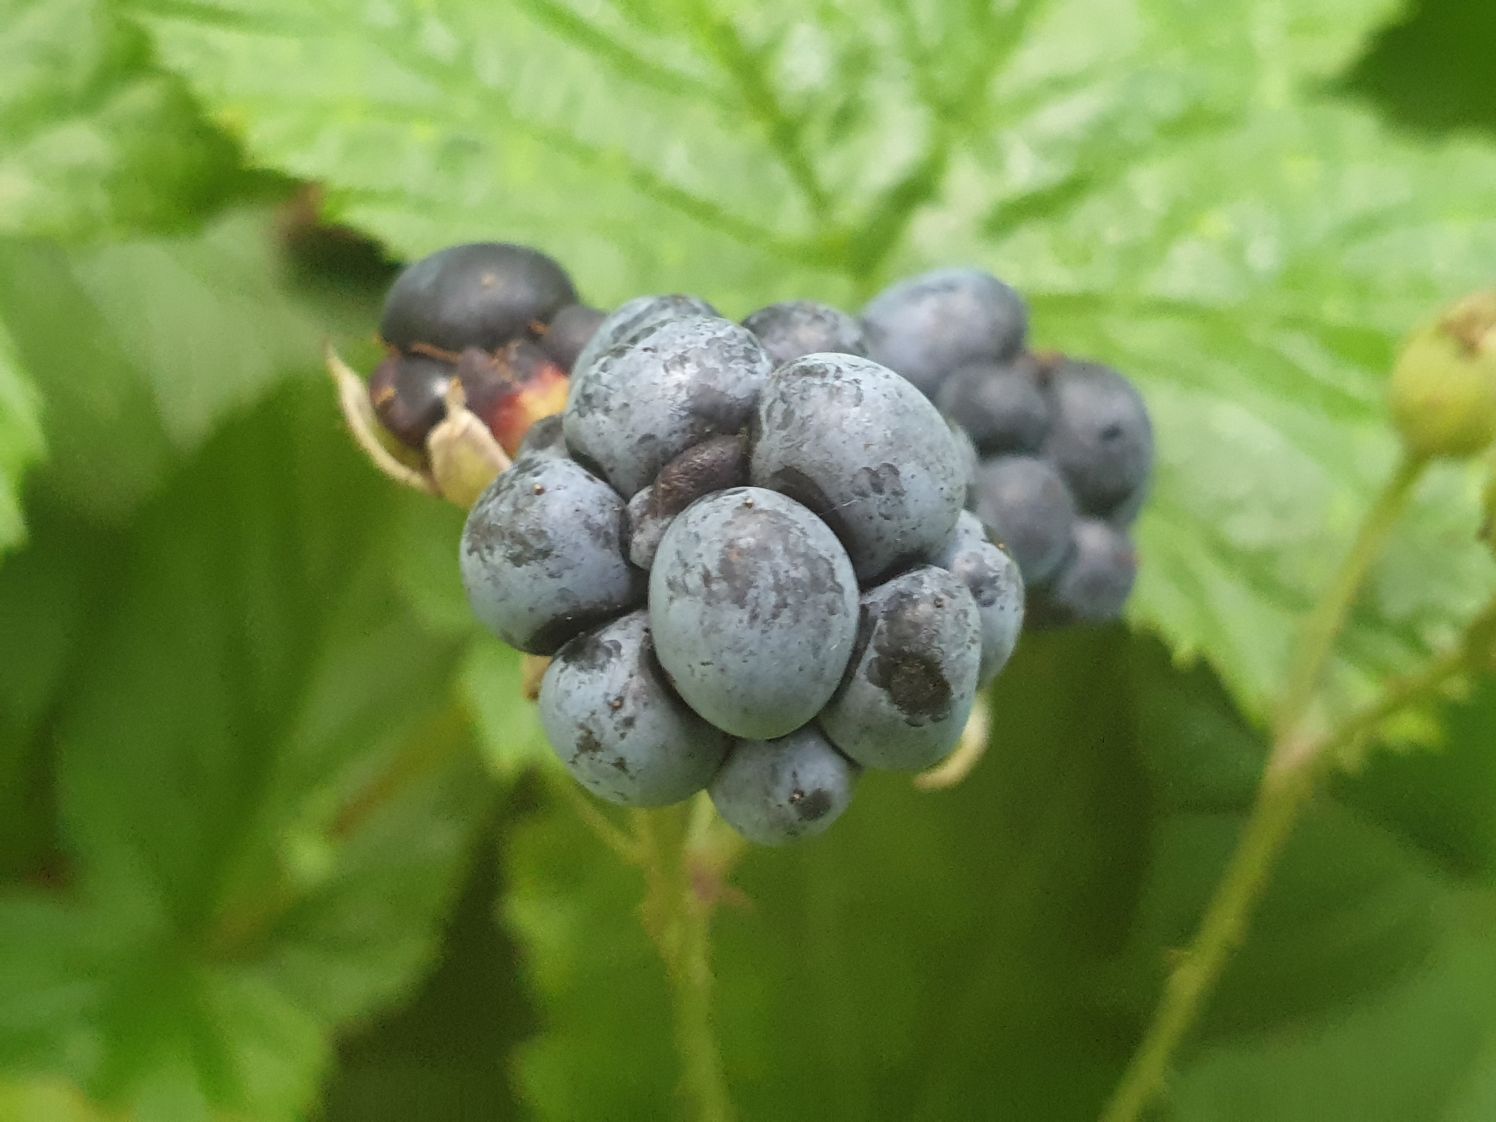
[326,343,439,495]
[522,654,551,702]
[328,344,515,508]
[427,378,511,508]
[912,693,992,791]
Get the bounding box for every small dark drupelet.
[541,304,606,371]
[1028,518,1138,628]
[710,728,860,846]
[456,342,571,457]
[862,268,1029,399]
[742,300,869,367]
[367,352,455,449]
[971,455,1077,586]
[380,242,578,354]
[936,354,1052,456]
[1043,359,1153,519]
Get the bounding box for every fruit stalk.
[1100,755,1318,1122]
[1271,454,1429,736]
[636,801,738,1122]
[1102,452,1431,1122]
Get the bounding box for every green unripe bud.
[1389,292,1496,461]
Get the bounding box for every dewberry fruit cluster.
[863,270,1155,625]
[370,242,603,454]
[458,292,1023,845]
[359,243,1152,845]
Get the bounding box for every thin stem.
[1101,453,1433,1122]
[668,855,736,1122]
[634,802,737,1122]
[1313,614,1494,767]
[1102,601,1494,1122]
[1099,757,1318,1122]
[1272,454,1429,738]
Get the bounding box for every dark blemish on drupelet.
[561,630,624,672]
[574,726,604,757]
[865,583,957,723]
[762,464,845,542]
[866,649,953,723]
[794,788,833,821]
[854,462,903,499]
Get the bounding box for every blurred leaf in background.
[122,0,1496,729]
[0,322,44,555]
[0,0,1494,1121]
[508,636,1496,1121]
[0,0,244,243]
[0,376,497,1117]
[0,14,506,1107]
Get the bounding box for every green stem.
[1272,454,1429,738]
[635,802,737,1122]
[1316,612,1494,765]
[668,858,735,1122]
[1101,454,1431,1122]
[1099,755,1319,1122]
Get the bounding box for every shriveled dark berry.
[541,304,606,371]
[367,352,455,449]
[457,342,570,456]
[380,242,577,353]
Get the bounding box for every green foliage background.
[1,0,1495,1118]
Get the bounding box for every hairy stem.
[1101,454,1431,1122]
[1099,755,1319,1122]
[1318,612,1495,763]
[635,801,737,1122]
[1272,455,1428,737]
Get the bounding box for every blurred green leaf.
[1445,1035,1496,1122]
[320,821,533,1122]
[0,382,492,1120]
[382,490,560,781]
[1350,0,1496,137]
[0,208,328,521]
[1168,912,1496,1122]
[1139,659,1496,1061]
[979,106,1496,723]
[0,1074,123,1122]
[1337,678,1496,882]
[505,631,1496,1122]
[506,633,1146,1120]
[458,641,559,781]
[0,0,241,241]
[1123,647,1496,1120]
[0,503,104,876]
[123,0,1496,726]
[0,319,43,555]
[118,0,1406,309]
